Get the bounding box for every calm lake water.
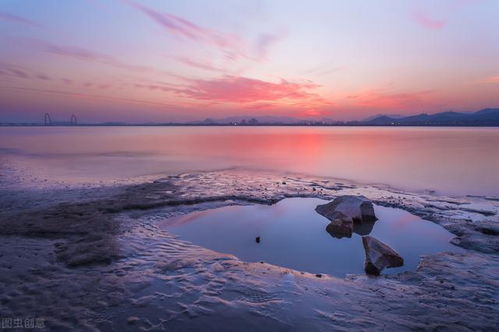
[162,198,463,277]
[1,126,498,195]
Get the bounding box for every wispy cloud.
[412,10,446,30]
[254,33,283,60]
[303,64,344,77]
[174,76,321,103]
[35,73,50,81]
[175,56,225,73]
[412,0,483,30]
[0,63,118,90]
[0,86,177,108]
[44,44,114,63]
[17,39,184,79]
[128,2,282,62]
[130,2,243,59]
[0,11,41,27]
[480,75,499,84]
[353,89,435,109]
[0,64,30,79]
[43,43,155,73]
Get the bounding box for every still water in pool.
[162,198,463,277]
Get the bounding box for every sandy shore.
[0,168,498,331]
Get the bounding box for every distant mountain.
[362,113,405,121]
[192,109,499,126]
[364,115,399,125]
[364,108,499,126]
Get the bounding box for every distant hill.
[364,108,499,126]
[362,113,405,121]
[191,108,499,126]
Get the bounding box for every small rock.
[362,236,404,275]
[256,236,261,243]
[127,316,140,324]
[315,274,322,278]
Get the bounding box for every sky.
[0,0,498,123]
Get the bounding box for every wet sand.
[0,168,498,330]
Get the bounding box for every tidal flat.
[0,168,497,331]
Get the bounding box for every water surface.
[1,126,498,195]
[162,198,463,277]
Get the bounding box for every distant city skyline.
[2,108,498,127]
[1,0,498,123]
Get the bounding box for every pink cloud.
[352,90,435,109]
[174,76,321,103]
[240,102,278,110]
[300,108,323,117]
[480,75,499,84]
[412,11,446,29]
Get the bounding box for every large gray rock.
[316,196,377,238]
[316,195,376,223]
[362,236,404,275]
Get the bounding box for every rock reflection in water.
[326,219,377,238]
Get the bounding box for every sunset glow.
[1,0,498,122]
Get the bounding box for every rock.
[317,196,377,238]
[316,195,376,223]
[362,236,404,275]
[127,316,140,324]
[326,217,353,238]
[474,221,499,236]
[256,236,261,243]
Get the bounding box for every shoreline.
[0,168,498,330]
